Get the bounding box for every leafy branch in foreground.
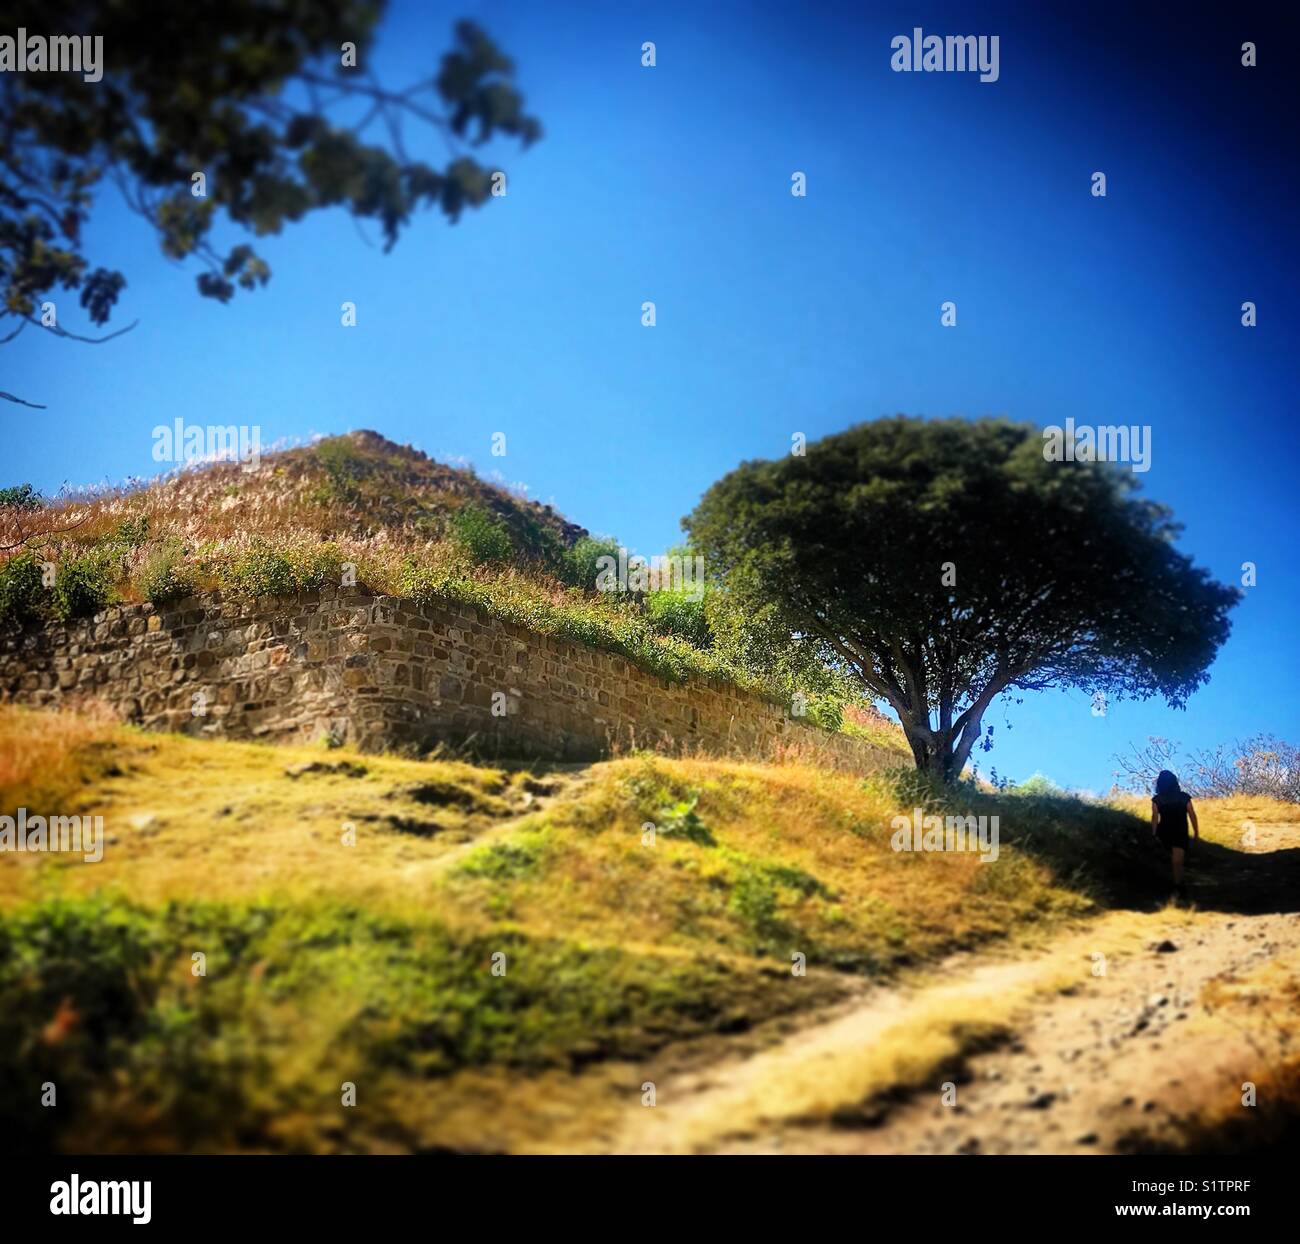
[1,3,541,404]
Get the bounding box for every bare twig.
[1,390,47,408]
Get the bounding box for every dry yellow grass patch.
[0,702,121,812]
[1110,791,1295,850]
[436,753,1093,976]
[0,704,534,916]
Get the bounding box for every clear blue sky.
[4,1,1297,792]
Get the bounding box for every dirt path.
[607,821,1300,1155]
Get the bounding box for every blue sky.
[4,0,1297,791]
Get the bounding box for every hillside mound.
[0,432,906,729]
[8,429,587,578]
[6,702,1268,1154]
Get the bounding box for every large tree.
[1,1,540,407]
[685,417,1240,782]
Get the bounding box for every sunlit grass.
[5,703,1267,1153]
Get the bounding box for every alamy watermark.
[891,807,1000,863]
[0,808,103,863]
[890,28,999,83]
[595,548,706,601]
[152,419,262,470]
[0,29,102,82]
[1042,418,1151,473]
[50,1175,151,1224]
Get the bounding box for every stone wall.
[0,587,896,772]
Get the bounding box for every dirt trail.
[608,820,1300,1155]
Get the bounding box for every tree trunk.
[902,721,955,784]
[900,683,1001,786]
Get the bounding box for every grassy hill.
[8,702,1289,1154]
[4,428,599,620]
[4,440,1296,1155]
[0,431,883,706]
[22,428,590,580]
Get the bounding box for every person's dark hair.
[1155,769,1182,797]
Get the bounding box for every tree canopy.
[2,1,540,405]
[685,416,1240,781]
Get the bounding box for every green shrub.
[231,540,297,597]
[619,760,700,820]
[314,437,367,498]
[451,505,513,565]
[656,795,716,846]
[803,694,845,733]
[728,869,779,932]
[1016,772,1064,797]
[401,560,459,608]
[724,853,827,940]
[457,831,548,880]
[0,483,43,511]
[2,544,120,625]
[507,512,570,575]
[230,539,344,598]
[0,552,46,626]
[401,558,750,689]
[285,541,344,590]
[139,542,195,606]
[561,535,620,590]
[645,589,712,648]
[51,549,115,620]
[116,515,150,548]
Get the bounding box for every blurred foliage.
[1016,772,1064,797]
[229,537,343,598]
[0,483,43,510]
[0,893,752,1151]
[2,3,540,403]
[49,546,116,619]
[0,549,44,626]
[137,539,195,606]
[450,504,513,565]
[560,535,620,591]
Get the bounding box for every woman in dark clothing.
[1152,769,1199,896]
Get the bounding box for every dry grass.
[1110,790,1297,849]
[0,702,121,814]
[437,753,1094,974]
[0,707,1074,958]
[7,703,1267,1154]
[5,431,574,584]
[0,704,534,915]
[1,432,585,623]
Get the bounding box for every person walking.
[1152,769,1199,899]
